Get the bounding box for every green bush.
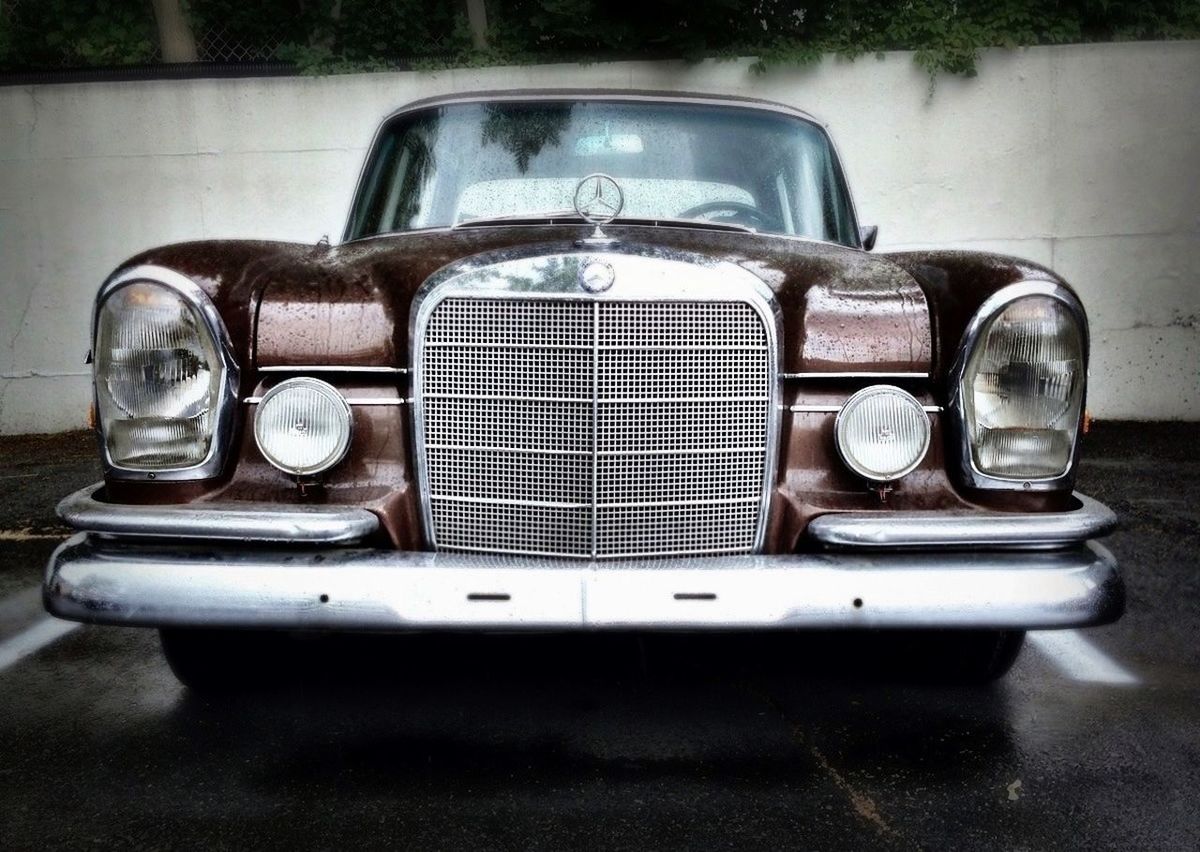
[1,0,156,69]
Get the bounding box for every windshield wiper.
[453,209,583,228]
[623,216,755,234]
[454,211,755,234]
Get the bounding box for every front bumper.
[46,484,1124,631]
[45,533,1123,631]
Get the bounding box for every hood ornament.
[573,173,624,244]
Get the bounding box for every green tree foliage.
[484,0,1200,77]
[1,0,1198,77]
[2,0,156,68]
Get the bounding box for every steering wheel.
[678,200,776,230]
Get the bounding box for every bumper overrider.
[45,484,1123,631]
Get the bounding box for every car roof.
[383,89,827,128]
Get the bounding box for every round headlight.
[254,378,352,476]
[835,385,931,482]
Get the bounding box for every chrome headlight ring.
[948,280,1089,491]
[834,385,932,483]
[253,377,353,477]
[92,265,241,481]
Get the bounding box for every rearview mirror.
[575,133,644,156]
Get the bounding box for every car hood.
[248,225,933,376]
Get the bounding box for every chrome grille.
[418,297,773,558]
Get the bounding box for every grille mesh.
[418,297,772,558]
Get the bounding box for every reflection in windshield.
[346,100,858,246]
[481,104,573,173]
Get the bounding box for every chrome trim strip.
[57,483,379,544]
[807,491,1116,549]
[46,535,1123,630]
[409,246,783,557]
[421,342,771,351]
[947,280,1089,492]
[93,265,241,482]
[257,366,409,374]
[780,372,930,380]
[245,397,411,406]
[421,393,769,404]
[423,445,768,456]
[426,444,591,456]
[426,494,763,511]
[788,404,942,413]
[590,301,600,558]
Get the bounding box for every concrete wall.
[1,41,1197,433]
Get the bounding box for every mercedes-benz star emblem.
[579,261,615,293]
[573,173,624,228]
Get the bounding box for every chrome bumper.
[57,483,380,544]
[808,492,1117,549]
[59,482,1115,550]
[45,534,1123,631]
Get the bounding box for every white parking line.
[1027,630,1139,685]
[0,585,44,626]
[0,617,81,673]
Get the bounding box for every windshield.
[345,100,860,246]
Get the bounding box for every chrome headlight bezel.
[253,377,354,476]
[834,384,932,483]
[948,280,1089,491]
[92,265,241,481]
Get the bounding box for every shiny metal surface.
[947,280,1089,492]
[245,397,411,406]
[253,377,354,476]
[833,385,932,483]
[788,403,942,413]
[45,535,1123,630]
[780,371,930,380]
[807,491,1117,549]
[411,249,781,559]
[57,482,379,543]
[92,265,241,481]
[573,173,625,232]
[257,366,409,374]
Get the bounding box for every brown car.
[45,91,1122,687]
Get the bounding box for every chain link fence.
[195,23,286,63]
[0,0,459,72]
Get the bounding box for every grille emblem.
[579,261,615,293]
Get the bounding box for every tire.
[159,628,288,692]
[916,629,1026,684]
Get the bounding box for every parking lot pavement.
[1,424,1197,850]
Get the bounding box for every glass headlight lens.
[94,281,222,469]
[962,295,1084,479]
[835,385,931,482]
[254,378,352,476]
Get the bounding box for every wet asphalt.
[0,424,1197,850]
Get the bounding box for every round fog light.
[834,385,931,482]
[254,377,352,476]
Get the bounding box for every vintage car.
[45,90,1123,687]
